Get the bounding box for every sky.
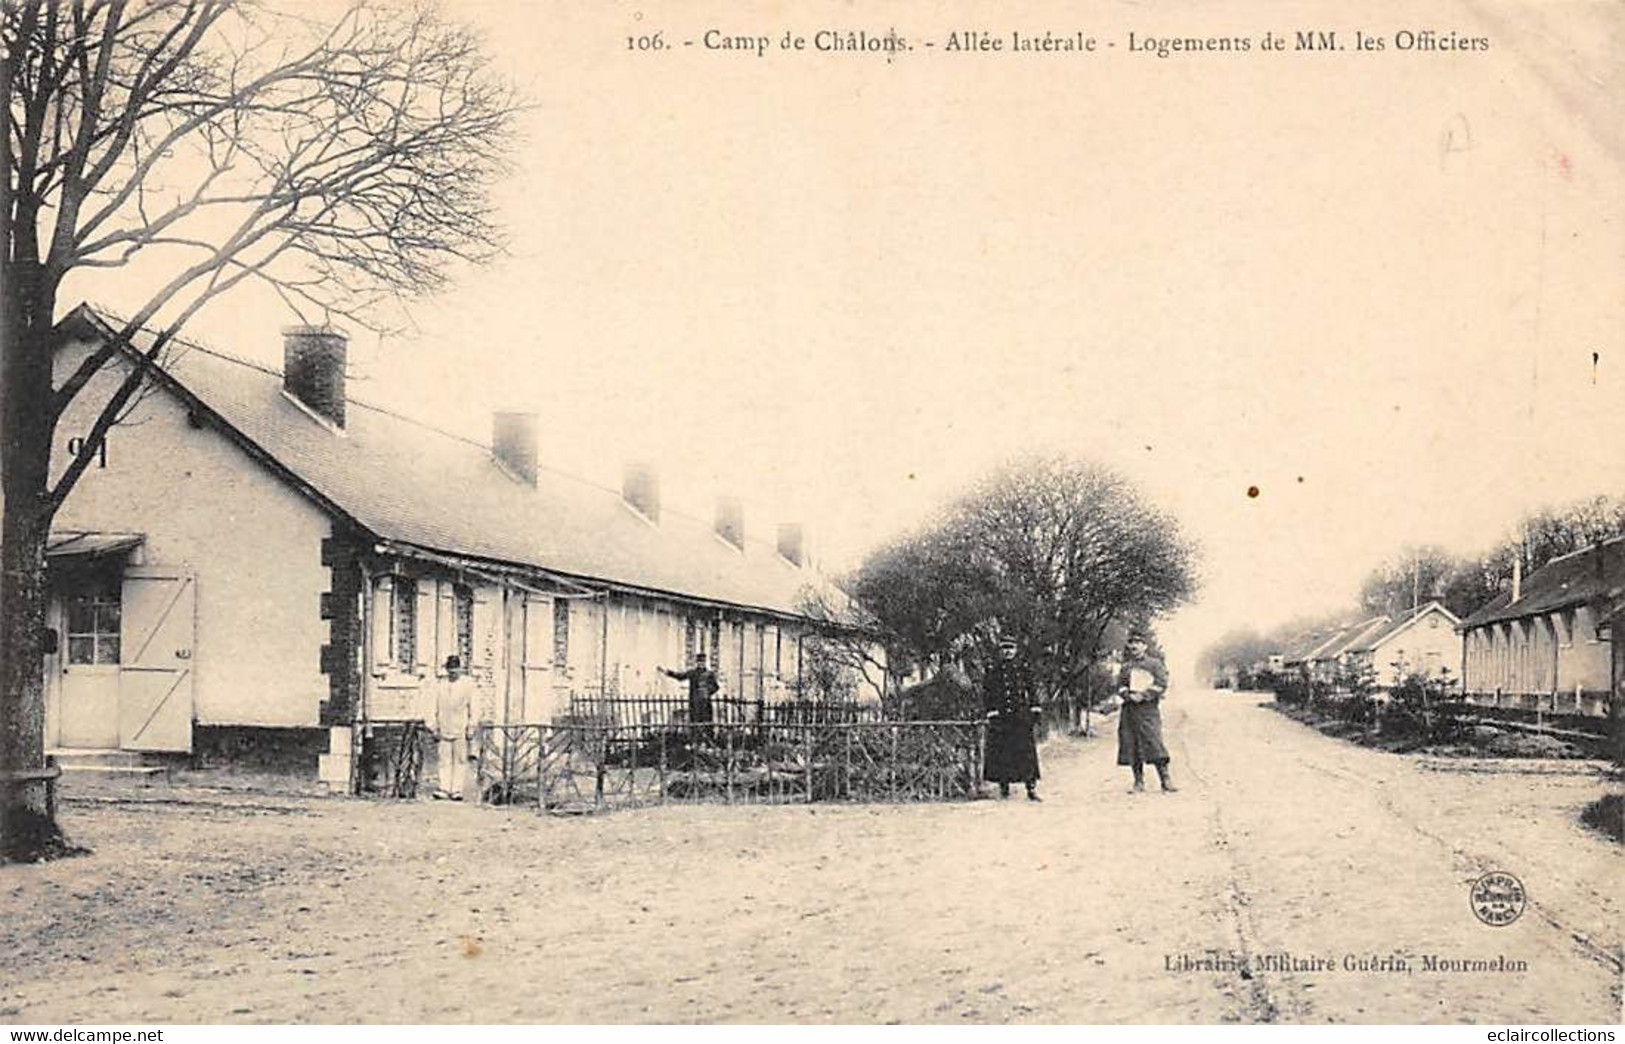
[63,0,1625,674]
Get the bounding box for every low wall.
[192,725,329,775]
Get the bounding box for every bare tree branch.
[47,325,174,511]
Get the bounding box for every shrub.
[1275,674,1311,707]
[1325,661,1380,725]
[896,670,979,722]
[1325,692,1378,726]
[1579,794,1624,844]
[1382,671,1467,743]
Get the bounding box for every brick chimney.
[777,523,805,567]
[622,461,660,523]
[282,325,348,428]
[715,496,744,550]
[491,412,539,486]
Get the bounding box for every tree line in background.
[1198,493,1625,687]
[811,454,1197,726]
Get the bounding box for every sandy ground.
[2,689,1620,1024]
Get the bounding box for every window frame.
[65,577,122,666]
[552,598,570,673]
[394,576,418,671]
[454,583,475,669]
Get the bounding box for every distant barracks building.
[33,305,885,787]
[1459,539,1623,719]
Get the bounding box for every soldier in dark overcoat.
[1116,628,1176,793]
[662,652,719,725]
[983,636,1042,801]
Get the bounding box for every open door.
[119,566,195,752]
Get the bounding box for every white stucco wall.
[51,339,332,728]
[1371,609,1463,688]
[1556,606,1612,693]
[1463,605,1612,701]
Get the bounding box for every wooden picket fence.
[564,694,883,728]
[473,720,985,813]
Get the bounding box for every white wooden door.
[118,566,196,752]
[56,572,124,749]
[520,594,556,723]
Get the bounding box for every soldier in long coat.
[662,652,719,725]
[1116,628,1177,793]
[983,636,1042,801]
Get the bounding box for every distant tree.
[850,454,1198,715]
[1248,610,1346,661]
[1439,556,1505,621]
[2,0,520,861]
[1507,495,1625,573]
[1358,545,1473,619]
[1195,627,1274,685]
[1448,495,1625,620]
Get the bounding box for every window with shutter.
[552,599,569,670]
[435,582,455,673]
[455,585,475,667]
[372,577,394,669]
[395,578,417,668]
[415,581,434,673]
[523,596,553,668]
[754,623,766,698]
[578,601,603,686]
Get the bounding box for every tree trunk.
[0,273,79,861]
[0,500,63,860]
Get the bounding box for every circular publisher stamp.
[1470,871,1526,926]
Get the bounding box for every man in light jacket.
[435,655,476,800]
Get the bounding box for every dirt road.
[2,690,1619,1023]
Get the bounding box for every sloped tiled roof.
[64,306,845,620]
[1349,602,1460,652]
[1283,627,1349,665]
[1318,616,1391,659]
[1280,630,1328,664]
[1461,537,1625,630]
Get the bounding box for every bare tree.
[2,0,520,860]
[1357,545,1472,619]
[840,530,1002,678]
[1363,496,1625,632]
[792,587,898,709]
[1509,495,1625,574]
[850,455,1198,724]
